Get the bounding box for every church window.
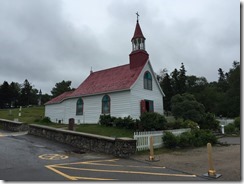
[144,71,152,90]
[102,95,110,114]
[76,98,83,115]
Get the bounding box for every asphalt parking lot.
[0,130,206,181]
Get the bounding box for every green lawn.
[0,106,134,138]
[0,106,45,123]
[75,124,134,138]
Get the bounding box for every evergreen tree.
[51,80,73,98]
[178,63,187,94]
[19,79,33,106]
[160,73,173,112]
[0,81,10,108]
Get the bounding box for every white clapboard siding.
[130,61,164,119]
[134,128,191,151]
[45,103,65,123]
[45,90,132,124]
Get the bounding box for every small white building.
[45,19,165,124]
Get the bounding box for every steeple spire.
[129,14,149,69]
[131,12,146,51]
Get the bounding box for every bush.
[200,113,220,130]
[162,129,217,149]
[140,112,167,131]
[234,117,240,131]
[178,131,194,148]
[99,114,112,126]
[191,129,217,147]
[40,117,52,123]
[162,132,179,148]
[99,115,137,130]
[224,123,236,134]
[181,120,199,130]
[165,118,183,130]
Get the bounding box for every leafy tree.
[41,93,52,105]
[225,61,240,117]
[171,93,205,123]
[140,112,167,131]
[51,80,74,98]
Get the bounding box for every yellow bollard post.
[207,143,216,176]
[203,143,221,178]
[149,136,155,161]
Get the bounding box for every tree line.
[159,61,240,118]
[0,79,74,108]
[0,61,240,118]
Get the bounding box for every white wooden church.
[45,18,165,124]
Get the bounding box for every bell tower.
[130,13,149,69]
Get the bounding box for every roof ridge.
[91,63,130,74]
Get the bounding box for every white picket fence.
[133,128,191,151]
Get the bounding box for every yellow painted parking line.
[48,158,165,169]
[80,161,166,169]
[46,165,76,181]
[47,158,119,167]
[52,165,197,178]
[73,176,117,181]
[46,165,117,181]
[45,159,196,181]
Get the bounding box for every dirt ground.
[132,137,241,181]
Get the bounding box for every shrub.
[99,114,112,126]
[165,118,184,130]
[178,131,194,148]
[162,129,217,149]
[191,129,217,147]
[162,132,178,148]
[234,117,240,131]
[182,120,199,130]
[140,112,167,131]
[41,117,52,123]
[99,115,137,130]
[200,113,220,130]
[224,123,236,134]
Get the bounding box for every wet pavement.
[0,130,206,181]
[218,136,240,145]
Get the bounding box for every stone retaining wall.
[0,119,29,132]
[28,124,136,158]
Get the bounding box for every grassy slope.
[0,106,134,138]
[0,106,45,123]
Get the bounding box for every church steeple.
[131,13,146,52]
[129,13,149,69]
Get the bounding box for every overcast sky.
[0,0,240,94]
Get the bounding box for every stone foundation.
[28,124,136,158]
[0,119,29,132]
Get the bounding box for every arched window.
[144,71,152,90]
[76,98,83,115]
[102,95,110,114]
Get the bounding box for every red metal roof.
[45,91,74,105]
[131,20,145,41]
[45,61,147,105]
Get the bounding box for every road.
[0,130,206,181]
